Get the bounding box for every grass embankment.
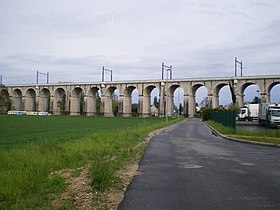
[207,120,280,145]
[0,115,182,209]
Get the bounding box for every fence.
[208,110,236,129]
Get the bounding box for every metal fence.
[209,110,236,129]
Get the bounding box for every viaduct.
[0,75,280,117]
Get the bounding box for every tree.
[200,97,208,108]
[112,93,118,116]
[57,94,66,114]
[179,103,183,115]
[132,103,138,117]
[251,96,261,104]
[96,92,101,116]
[0,86,11,113]
[153,96,159,108]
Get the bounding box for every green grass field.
[207,120,280,145]
[0,115,182,209]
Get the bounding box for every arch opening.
[11,89,22,111]
[86,87,99,116]
[54,88,66,115]
[39,88,50,112]
[150,88,159,116]
[270,83,280,103]
[0,89,10,113]
[25,89,36,111]
[173,87,184,116]
[102,86,119,117]
[131,89,139,117]
[70,87,84,116]
[121,86,137,117]
[243,84,260,105]
[217,85,233,108]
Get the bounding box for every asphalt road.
[118,119,280,210]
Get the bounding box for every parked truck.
[259,103,280,128]
[237,103,259,121]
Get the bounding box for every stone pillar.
[11,95,22,111]
[102,95,114,117]
[207,94,213,109]
[159,83,165,116]
[70,95,80,116]
[65,93,70,115]
[188,95,195,118]
[261,93,269,103]
[139,95,150,117]
[212,94,219,109]
[84,95,96,116]
[183,94,189,117]
[235,94,244,108]
[120,95,131,117]
[38,95,49,112]
[25,95,36,111]
[166,94,174,116]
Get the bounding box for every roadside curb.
[205,122,280,148]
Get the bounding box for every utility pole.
[162,62,172,80]
[235,57,243,77]
[102,66,113,82]
[161,62,173,124]
[0,74,2,85]
[36,71,49,84]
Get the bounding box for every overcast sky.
[1,0,280,105]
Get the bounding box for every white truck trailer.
[259,103,280,128]
[237,103,259,121]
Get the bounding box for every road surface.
[118,119,280,210]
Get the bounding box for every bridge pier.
[188,95,196,118]
[84,95,96,116]
[101,95,114,117]
[139,95,151,117]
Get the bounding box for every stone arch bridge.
[1,75,279,117]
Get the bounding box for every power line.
[36,71,49,84]
[102,66,113,82]
[235,57,243,77]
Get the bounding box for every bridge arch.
[84,87,99,116]
[101,86,118,117]
[70,87,84,116]
[188,83,209,117]
[25,88,36,111]
[240,82,260,106]
[173,87,184,116]
[120,85,137,117]
[268,82,280,103]
[11,89,23,110]
[53,87,66,115]
[139,85,157,117]
[0,89,10,113]
[214,83,233,108]
[167,84,180,116]
[39,88,50,112]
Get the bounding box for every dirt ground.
[50,125,173,209]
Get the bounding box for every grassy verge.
[207,120,280,145]
[0,115,182,209]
